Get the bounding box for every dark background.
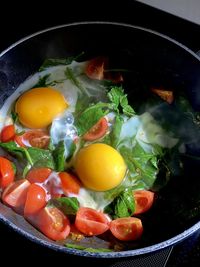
[1,1,200,266]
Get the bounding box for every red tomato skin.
[110,217,143,241]
[26,168,52,184]
[0,157,15,189]
[26,206,70,241]
[24,184,47,216]
[85,57,108,80]
[151,88,174,104]
[59,172,81,196]
[83,118,108,141]
[75,207,110,236]
[0,125,15,142]
[133,190,155,215]
[85,57,123,83]
[2,179,31,214]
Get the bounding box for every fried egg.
[74,143,127,191]
[15,87,68,128]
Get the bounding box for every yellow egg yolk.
[74,143,127,191]
[15,87,68,128]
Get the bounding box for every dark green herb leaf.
[107,86,135,116]
[75,102,109,136]
[53,140,65,171]
[119,142,158,189]
[110,115,124,148]
[0,141,25,159]
[50,197,79,215]
[39,53,84,71]
[65,243,113,252]
[11,111,18,123]
[27,147,55,169]
[65,67,85,93]
[32,74,50,88]
[104,189,135,218]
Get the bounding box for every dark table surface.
[1,1,200,266]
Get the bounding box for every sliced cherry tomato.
[59,172,81,196]
[2,179,30,214]
[110,217,143,241]
[24,184,47,215]
[0,125,15,142]
[26,206,70,241]
[0,157,15,189]
[85,57,123,83]
[83,118,108,141]
[151,88,174,104]
[26,167,52,184]
[15,130,50,148]
[85,57,108,80]
[75,207,110,236]
[133,190,155,215]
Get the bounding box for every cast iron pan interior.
[1,22,200,258]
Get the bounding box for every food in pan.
[0,55,197,251]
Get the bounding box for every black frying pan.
[0,22,200,258]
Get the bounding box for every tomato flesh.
[151,88,174,104]
[85,57,123,83]
[2,179,30,214]
[0,125,15,142]
[0,157,15,189]
[85,57,107,80]
[26,206,70,241]
[75,207,110,236]
[15,130,50,148]
[110,217,143,241]
[133,190,154,215]
[26,167,52,184]
[83,118,108,141]
[59,172,81,196]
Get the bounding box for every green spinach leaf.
[104,188,135,218]
[119,142,158,189]
[0,142,54,169]
[52,140,65,171]
[39,53,84,71]
[32,74,50,88]
[65,243,113,252]
[65,67,85,94]
[75,102,110,136]
[107,86,135,116]
[50,197,79,216]
[110,114,124,148]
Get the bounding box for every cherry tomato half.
[26,167,52,184]
[0,125,15,142]
[133,190,155,215]
[151,88,174,104]
[26,206,70,241]
[75,207,110,236]
[59,172,81,196]
[85,57,108,80]
[0,157,15,189]
[83,118,108,141]
[15,130,50,148]
[85,57,123,83]
[2,179,30,214]
[24,184,47,216]
[110,217,143,241]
